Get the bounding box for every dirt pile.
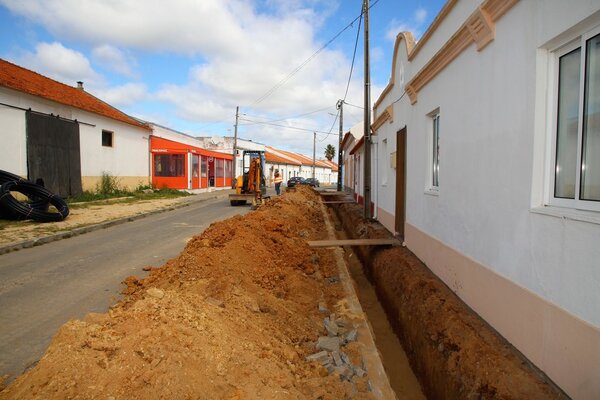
[332,202,566,399]
[0,188,374,400]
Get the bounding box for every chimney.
[77,81,84,90]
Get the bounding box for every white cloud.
[386,7,430,41]
[14,41,101,86]
[0,0,253,56]
[92,44,136,77]
[415,8,427,24]
[1,0,369,154]
[91,82,148,107]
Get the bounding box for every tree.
[324,144,335,161]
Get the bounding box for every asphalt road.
[0,195,250,382]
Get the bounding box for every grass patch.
[67,188,189,206]
[67,173,189,205]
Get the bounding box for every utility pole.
[363,0,372,219]
[337,99,344,192]
[312,131,316,181]
[232,106,239,187]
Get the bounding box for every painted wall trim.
[375,0,519,111]
[404,222,600,399]
[373,32,416,113]
[372,104,394,132]
[376,206,395,234]
[407,0,459,61]
[407,0,519,104]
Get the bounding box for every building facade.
[0,59,151,195]
[371,1,600,398]
[151,126,232,190]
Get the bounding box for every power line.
[343,101,364,109]
[238,117,334,135]
[343,9,363,102]
[251,0,380,105]
[239,106,334,126]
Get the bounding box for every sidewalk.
[0,189,235,256]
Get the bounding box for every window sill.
[424,187,439,196]
[530,205,600,225]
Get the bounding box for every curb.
[0,192,230,256]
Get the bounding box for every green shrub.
[96,172,123,195]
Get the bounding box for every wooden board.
[307,238,400,248]
[322,200,355,204]
[319,191,349,196]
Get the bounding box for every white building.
[0,58,151,195]
[196,136,267,181]
[341,122,364,196]
[371,1,600,398]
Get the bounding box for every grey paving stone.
[316,336,341,352]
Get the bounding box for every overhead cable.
[251,0,380,105]
[238,117,333,135]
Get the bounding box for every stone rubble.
[306,310,366,384]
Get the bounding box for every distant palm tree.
[324,144,335,161]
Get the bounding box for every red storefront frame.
[150,136,233,190]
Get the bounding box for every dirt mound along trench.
[330,200,567,400]
[0,187,375,400]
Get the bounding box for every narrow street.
[0,196,250,382]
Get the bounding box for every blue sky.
[0,0,445,156]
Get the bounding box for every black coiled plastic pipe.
[0,180,69,222]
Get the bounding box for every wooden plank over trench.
[319,191,350,196]
[307,238,400,248]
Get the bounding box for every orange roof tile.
[290,152,330,168]
[322,159,339,172]
[265,150,301,165]
[0,58,150,130]
[266,146,335,169]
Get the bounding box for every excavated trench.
[326,206,425,399]
[325,192,568,399]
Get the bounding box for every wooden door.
[395,127,407,238]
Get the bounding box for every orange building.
[150,136,232,190]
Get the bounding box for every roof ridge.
[0,58,150,130]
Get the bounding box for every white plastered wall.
[0,86,150,189]
[373,1,600,398]
[77,111,149,180]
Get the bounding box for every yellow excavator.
[229,150,267,207]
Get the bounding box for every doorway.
[395,127,406,238]
[191,154,200,189]
[208,157,215,187]
[26,111,82,197]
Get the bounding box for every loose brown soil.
[0,188,375,399]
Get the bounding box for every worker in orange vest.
[274,170,283,195]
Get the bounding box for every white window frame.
[426,108,440,194]
[547,25,600,212]
[381,138,388,186]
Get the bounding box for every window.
[225,159,232,178]
[102,130,113,147]
[426,110,440,192]
[154,154,185,177]
[216,159,224,178]
[550,27,600,210]
[201,157,207,178]
[382,138,388,185]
